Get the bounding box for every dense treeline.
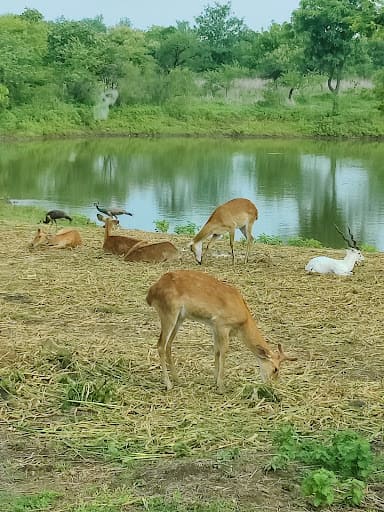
[1,0,384,137]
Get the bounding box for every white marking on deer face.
[258,358,279,383]
[190,241,203,264]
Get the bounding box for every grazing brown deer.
[30,228,82,249]
[190,198,258,265]
[146,270,296,392]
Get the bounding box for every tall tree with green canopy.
[0,14,48,105]
[292,0,381,111]
[146,22,201,72]
[194,1,247,68]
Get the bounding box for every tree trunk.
[327,76,341,114]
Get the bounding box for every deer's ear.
[278,343,297,362]
[256,347,270,360]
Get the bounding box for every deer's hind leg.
[240,223,254,263]
[157,308,183,390]
[213,327,230,393]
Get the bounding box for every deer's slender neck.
[239,317,273,359]
[105,222,113,241]
[343,251,358,271]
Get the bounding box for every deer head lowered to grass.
[190,198,258,265]
[305,225,364,276]
[146,269,296,392]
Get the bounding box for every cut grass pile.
[0,207,383,510]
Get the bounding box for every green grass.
[0,200,93,227]
[1,86,384,138]
[0,491,60,512]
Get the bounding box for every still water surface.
[1,136,383,250]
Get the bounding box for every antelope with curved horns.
[190,198,258,265]
[305,225,364,276]
[29,228,82,249]
[97,214,141,255]
[146,270,296,392]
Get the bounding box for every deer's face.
[258,343,297,383]
[30,228,48,248]
[348,248,365,264]
[190,241,203,264]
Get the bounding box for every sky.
[0,0,301,31]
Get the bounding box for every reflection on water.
[1,136,383,250]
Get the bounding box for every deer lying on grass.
[305,225,364,276]
[190,198,258,265]
[97,214,141,255]
[30,228,82,249]
[146,270,296,392]
[124,240,179,263]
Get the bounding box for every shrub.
[256,233,283,245]
[154,220,169,233]
[174,222,199,235]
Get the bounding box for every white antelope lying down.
[146,270,296,392]
[190,197,258,265]
[124,240,179,263]
[30,228,82,249]
[305,226,364,276]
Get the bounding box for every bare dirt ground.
[0,218,383,511]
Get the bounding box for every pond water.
[1,136,384,250]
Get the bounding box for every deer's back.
[103,235,141,255]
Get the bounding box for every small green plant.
[174,222,199,235]
[216,447,240,463]
[287,237,323,248]
[61,375,117,406]
[361,243,377,253]
[268,426,374,507]
[256,233,283,245]
[301,468,338,507]
[0,370,24,399]
[154,219,169,233]
[172,441,191,458]
[340,478,366,506]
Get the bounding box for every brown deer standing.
[146,270,296,392]
[190,198,258,265]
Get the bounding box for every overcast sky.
[0,0,301,31]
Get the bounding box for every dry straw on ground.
[0,218,383,505]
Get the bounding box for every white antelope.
[190,198,258,265]
[29,228,82,249]
[305,226,364,276]
[146,270,296,392]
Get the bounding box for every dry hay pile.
[0,220,383,471]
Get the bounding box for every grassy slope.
[1,88,384,140]
[0,203,383,511]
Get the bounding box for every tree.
[20,8,44,23]
[147,22,200,72]
[0,15,48,105]
[194,1,247,68]
[293,0,381,111]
